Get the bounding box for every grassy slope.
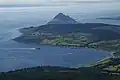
[1,58,120,80]
[0,66,116,80]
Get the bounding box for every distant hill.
[0,4,41,7]
[47,13,78,24]
[13,13,120,45]
[18,23,120,40]
[97,16,120,20]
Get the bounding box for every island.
[97,16,120,20]
[13,13,120,57]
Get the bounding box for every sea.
[0,3,120,72]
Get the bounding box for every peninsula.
[13,13,120,57]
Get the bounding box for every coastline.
[14,28,115,58]
[37,42,115,58]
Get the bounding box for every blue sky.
[0,0,118,5]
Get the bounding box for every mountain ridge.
[13,13,120,51]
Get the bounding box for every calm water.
[0,40,111,72]
[0,5,119,72]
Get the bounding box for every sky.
[0,0,119,5]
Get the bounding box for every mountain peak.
[48,13,78,24]
[56,13,65,16]
[54,13,66,19]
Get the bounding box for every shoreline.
[40,43,115,55]
[13,30,115,58]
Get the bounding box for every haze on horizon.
[0,0,119,14]
[0,0,119,5]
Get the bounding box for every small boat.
[35,48,41,50]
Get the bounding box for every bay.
[0,5,119,72]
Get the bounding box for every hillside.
[13,13,120,56]
[0,66,117,80]
[97,16,120,20]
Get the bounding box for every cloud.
[45,0,119,6]
[0,0,118,5]
[52,0,117,3]
[0,0,48,4]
